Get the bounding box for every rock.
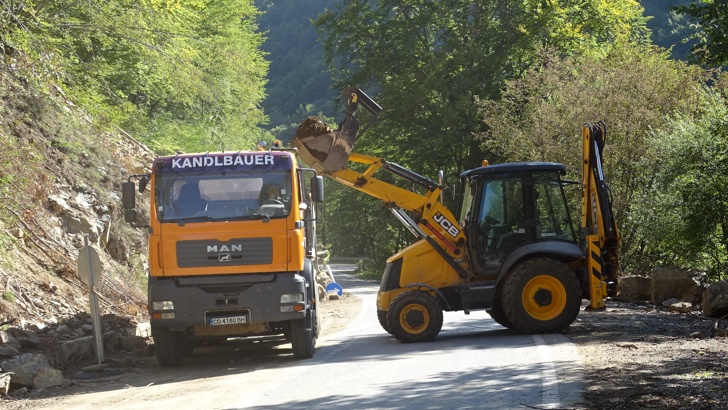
[50,336,94,368]
[0,371,12,395]
[702,280,728,318]
[651,266,706,305]
[0,345,19,357]
[0,330,21,351]
[668,301,693,313]
[9,328,41,348]
[0,353,54,388]
[662,298,680,307]
[33,367,64,390]
[617,276,651,301]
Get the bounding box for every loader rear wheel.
[501,258,581,334]
[386,291,443,343]
[487,294,513,329]
[377,309,391,334]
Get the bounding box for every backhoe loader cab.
[459,162,581,278]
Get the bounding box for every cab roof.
[460,162,566,180]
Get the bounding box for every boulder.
[651,266,706,305]
[702,280,728,318]
[33,367,64,390]
[667,301,693,314]
[617,276,651,301]
[0,353,58,388]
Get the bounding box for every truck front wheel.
[153,328,186,367]
[386,291,443,343]
[501,258,581,334]
[291,310,316,359]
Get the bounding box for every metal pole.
[85,235,105,364]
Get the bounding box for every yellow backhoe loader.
[292,88,620,342]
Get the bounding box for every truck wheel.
[153,328,185,367]
[291,314,316,359]
[501,258,581,334]
[377,309,391,334]
[487,294,513,329]
[386,291,443,343]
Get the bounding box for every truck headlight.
[152,301,174,311]
[280,293,304,304]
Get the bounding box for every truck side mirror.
[122,181,136,209]
[311,175,324,203]
[138,175,149,193]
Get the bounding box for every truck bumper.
[148,272,308,332]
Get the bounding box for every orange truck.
[122,148,324,366]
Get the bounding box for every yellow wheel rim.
[399,303,430,334]
[522,275,567,321]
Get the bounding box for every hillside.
[0,70,152,333]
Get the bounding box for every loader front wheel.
[501,258,581,334]
[387,291,443,343]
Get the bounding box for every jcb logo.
[433,212,460,238]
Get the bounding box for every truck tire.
[487,294,513,329]
[501,258,581,334]
[153,328,185,367]
[377,309,391,334]
[386,290,443,343]
[291,314,316,359]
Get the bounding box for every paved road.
[29,264,584,410]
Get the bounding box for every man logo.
[219,253,232,262]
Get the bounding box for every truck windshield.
[155,169,293,222]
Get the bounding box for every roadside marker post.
[77,235,105,364]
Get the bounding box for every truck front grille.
[176,238,273,268]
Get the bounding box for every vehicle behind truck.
[122,148,324,366]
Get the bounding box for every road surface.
[23,264,584,409]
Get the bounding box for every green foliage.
[255,0,339,132]
[633,95,728,279]
[674,0,728,67]
[1,0,269,154]
[642,0,696,61]
[477,43,716,275]
[2,290,15,303]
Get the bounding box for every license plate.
[209,315,248,326]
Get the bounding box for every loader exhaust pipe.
[292,87,381,174]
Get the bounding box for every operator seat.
[174,183,207,216]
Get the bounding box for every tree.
[476,43,716,275]
[311,0,650,270]
[674,0,728,67]
[634,96,728,278]
[1,0,269,154]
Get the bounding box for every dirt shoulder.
[567,300,727,410]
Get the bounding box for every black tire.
[153,328,185,367]
[386,291,443,343]
[487,293,514,329]
[291,315,316,359]
[501,258,581,334]
[377,309,391,334]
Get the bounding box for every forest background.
[2,0,728,286]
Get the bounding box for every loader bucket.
[292,115,359,174]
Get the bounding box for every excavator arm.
[292,88,470,278]
[581,122,621,308]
